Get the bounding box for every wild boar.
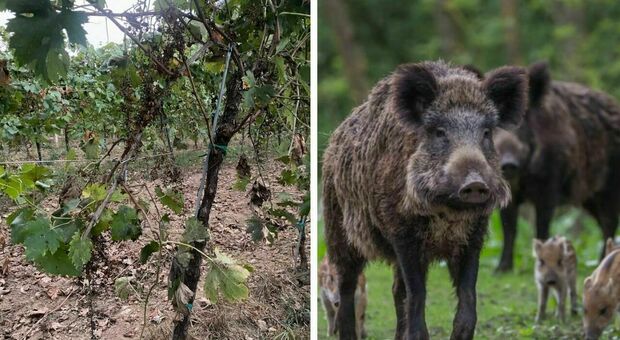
[322,61,528,339]
[319,256,367,338]
[494,61,620,272]
[533,236,578,322]
[583,249,620,339]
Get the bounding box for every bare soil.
[0,156,309,340]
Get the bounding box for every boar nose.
[458,173,490,203]
[585,329,602,340]
[500,157,519,179]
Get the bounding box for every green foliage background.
[318,0,620,160]
[318,0,620,338]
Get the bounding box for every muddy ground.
[0,152,309,340]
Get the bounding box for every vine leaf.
[8,207,36,243]
[82,183,107,202]
[5,0,87,82]
[21,217,62,261]
[68,232,92,271]
[139,240,160,264]
[181,217,208,244]
[203,249,251,303]
[245,215,277,244]
[114,276,133,301]
[155,186,184,214]
[34,245,80,276]
[110,206,141,241]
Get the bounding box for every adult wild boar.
[322,61,528,339]
[494,62,620,272]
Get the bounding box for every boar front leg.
[334,258,365,340]
[533,196,557,241]
[393,238,430,340]
[535,283,549,323]
[321,289,337,336]
[448,234,483,340]
[553,284,567,322]
[497,202,519,272]
[393,266,407,339]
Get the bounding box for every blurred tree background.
[318,0,620,163]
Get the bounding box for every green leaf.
[181,217,208,244]
[277,169,297,186]
[139,240,160,264]
[232,176,250,191]
[114,276,132,301]
[155,186,184,214]
[110,206,141,241]
[269,208,297,224]
[8,207,36,243]
[51,214,82,243]
[82,183,106,201]
[33,245,80,276]
[110,188,127,202]
[21,218,62,260]
[5,1,86,82]
[58,11,88,46]
[81,139,99,159]
[92,209,113,235]
[203,249,250,303]
[68,232,92,271]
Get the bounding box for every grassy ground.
[317,207,620,339]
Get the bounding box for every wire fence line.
[0,147,212,166]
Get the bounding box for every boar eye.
[538,259,545,266]
[483,128,491,139]
[558,259,563,267]
[600,307,608,316]
[434,127,447,139]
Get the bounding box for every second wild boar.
[494,61,620,272]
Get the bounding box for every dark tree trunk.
[64,127,70,153]
[170,71,243,339]
[550,0,584,75]
[434,0,459,56]
[35,141,42,161]
[323,0,368,104]
[501,0,522,65]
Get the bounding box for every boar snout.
[585,328,602,340]
[500,154,519,179]
[458,172,490,204]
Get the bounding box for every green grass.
[317,208,620,339]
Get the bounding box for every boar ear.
[606,238,615,256]
[461,64,484,80]
[532,239,543,256]
[584,277,593,290]
[528,61,551,107]
[484,66,528,129]
[563,240,575,257]
[391,63,439,126]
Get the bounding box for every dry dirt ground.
[0,156,310,339]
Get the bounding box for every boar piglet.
[583,249,620,339]
[323,61,528,339]
[319,257,367,339]
[533,236,577,323]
